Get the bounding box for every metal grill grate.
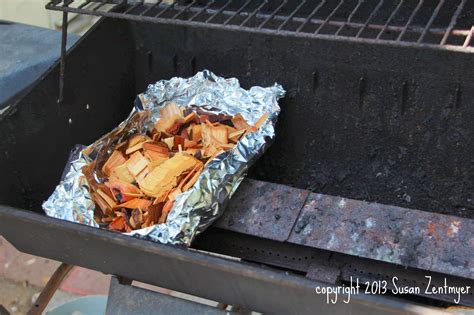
[46,0,474,50]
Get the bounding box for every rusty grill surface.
[218,179,309,241]
[46,0,474,51]
[216,179,474,280]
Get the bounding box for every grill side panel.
[0,18,136,211]
[130,21,474,218]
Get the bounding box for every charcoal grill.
[0,0,473,314]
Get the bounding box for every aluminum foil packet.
[43,70,285,246]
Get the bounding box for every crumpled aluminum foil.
[43,70,285,246]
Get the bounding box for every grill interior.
[47,0,474,50]
[1,16,473,219]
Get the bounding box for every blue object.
[46,295,108,315]
[0,21,80,105]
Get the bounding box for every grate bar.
[189,0,215,21]
[45,0,474,52]
[92,0,108,12]
[356,0,385,38]
[246,11,460,36]
[140,0,163,16]
[62,0,74,6]
[277,0,306,31]
[397,0,424,41]
[123,0,143,14]
[211,7,460,35]
[417,0,445,43]
[440,0,466,45]
[314,0,344,35]
[241,0,268,27]
[172,0,196,20]
[464,26,474,47]
[376,0,404,40]
[258,0,287,29]
[77,0,92,9]
[155,0,176,18]
[223,0,252,25]
[335,0,363,36]
[206,0,233,23]
[116,0,127,7]
[296,0,325,32]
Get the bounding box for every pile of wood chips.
[83,103,267,232]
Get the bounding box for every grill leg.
[58,11,68,105]
[27,263,74,315]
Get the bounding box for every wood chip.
[163,137,174,150]
[148,157,169,171]
[229,129,246,142]
[179,164,203,192]
[144,203,163,227]
[109,216,125,231]
[129,208,144,229]
[143,142,169,155]
[158,200,174,224]
[102,150,126,177]
[182,169,202,192]
[116,198,152,210]
[135,166,150,185]
[183,111,197,124]
[110,164,135,184]
[91,192,112,216]
[202,123,228,147]
[96,188,116,209]
[144,150,169,162]
[155,116,180,133]
[125,142,145,155]
[254,113,268,129]
[173,135,185,150]
[105,180,142,195]
[160,102,183,119]
[166,118,185,134]
[225,125,238,135]
[82,161,99,192]
[231,113,250,130]
[128,134,149,148]
[191,124,202,142]
[184,139,198,148]
[155,103,183,132]
[152,131,162,142]
[125,151,149,176]
[105,180,142,203]
[167,188,182,201]
[114,141,128,152]
[139,154,200,198]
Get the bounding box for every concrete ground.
[0,278,79,315]
[0,236,110,314]
[0,236,233,314]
